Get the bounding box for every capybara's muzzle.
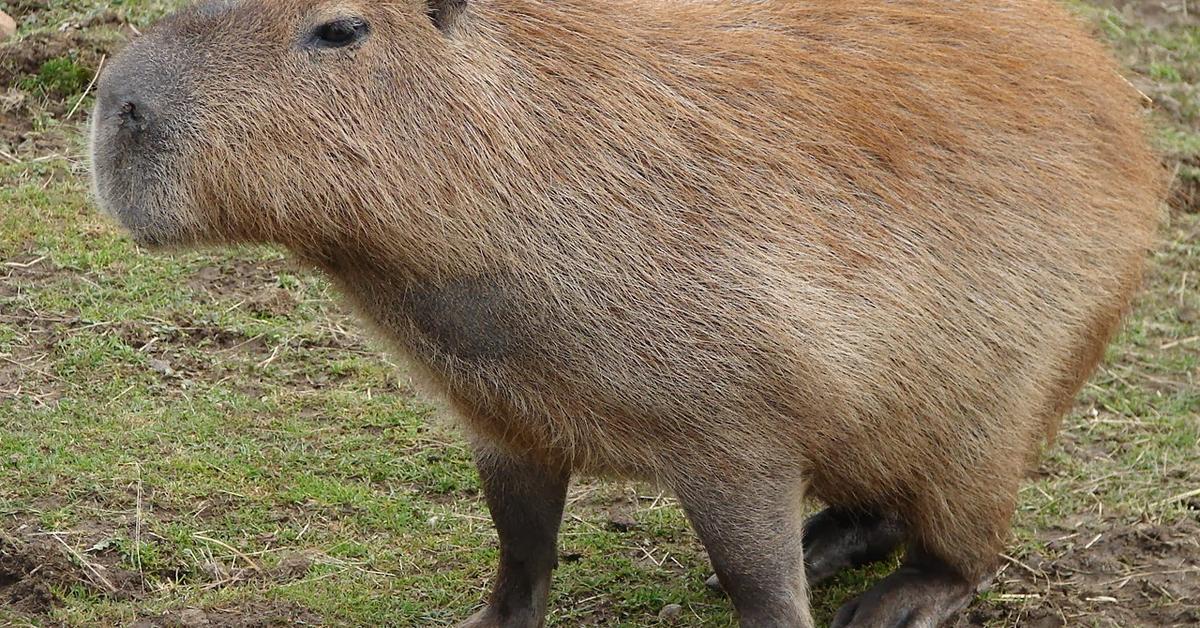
[90,32,199,247]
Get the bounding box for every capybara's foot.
[829,558,981,628]
[803,507,906,586]
[457,606,542,628]
[704,507,905,594]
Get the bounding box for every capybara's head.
[91,0,469,253]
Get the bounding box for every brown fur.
[91,0,1165,623]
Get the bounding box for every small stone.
[272,551,315,581]
[176,609,210,628]
[148,359,176,377]
[606,507,637,532]
[0,11,16,41]
[199,561,229,582]
[704,573,725,594]
[658,603,684,624]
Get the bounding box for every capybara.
[89,0,1164,625]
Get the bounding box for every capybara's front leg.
[458,445,570,628]
[707,506,907,593]
[675,474,814,628]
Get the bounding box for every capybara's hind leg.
[828,548,982,628]
[675,475,814,628]
[830,475,1013,627]
[803,508,906,586]
[458,445,570,628]
[706,507,905,593]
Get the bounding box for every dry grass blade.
[66,54,106,120]
[192,534,263,573]
[49,533,117,594]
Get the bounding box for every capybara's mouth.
[89,143,186,249]
[103,205,171,248]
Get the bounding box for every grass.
[18,57,91,100]
[1,1,1198,626]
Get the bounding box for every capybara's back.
[91,0,1164,625]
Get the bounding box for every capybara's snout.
[90,30,200,247]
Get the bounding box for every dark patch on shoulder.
[400,277,528,362]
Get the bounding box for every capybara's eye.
[309,17,370,49]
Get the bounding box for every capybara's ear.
[427,0,467,32]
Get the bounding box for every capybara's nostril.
[115,95,153,133]
[119,100,141,122]
[102,85,154,135]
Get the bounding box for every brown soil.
[131,601,323,628]
[2,516,329,627]
[0,524,141,617]
[0,21,122,156]
[1172,162,1200,214]
[962,517,1200,627]
[186,258,301,319]
[0,256,76,406]
[1095,0,1200,214]
[1099,0,1200,29]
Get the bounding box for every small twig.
[201,569,257,591]
[111,383,137,402]
[274,569,340,589]
[4,256,48,269]
[219,333,266,354]
[132,462,145,589]
[1100,567,1200,588]
[995,593,1040,602]
[999,553,1041,579]
[1155,487,1200,507]
[193,534,262,572]
[1,356,82,390]
[1117,72,1151,107]
[315,554,399,578]
[67,54,106,119]
[50,533,117,593]
[1161,336,1199,350]
[637,545,665,567]
[257,339,288,368]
